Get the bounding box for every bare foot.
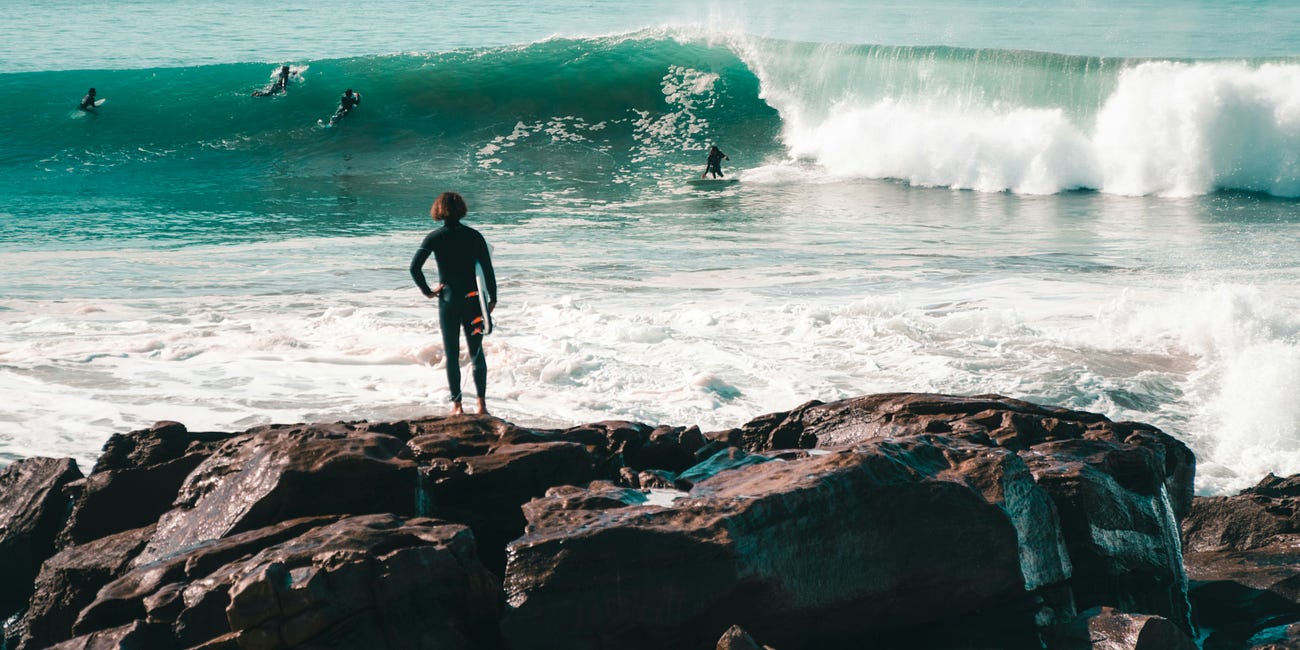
[449,401,464,416]
[476,397,489,415]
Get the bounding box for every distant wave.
[2,30,1298,197]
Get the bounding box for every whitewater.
[2,0,1299,495]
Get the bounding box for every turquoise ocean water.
[2,0,1299,494]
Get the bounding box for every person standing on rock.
[409,191,497,416]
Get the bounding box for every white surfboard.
[70,98,106,118]
[474,260,493,335]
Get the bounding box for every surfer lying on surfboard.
[328,89,361,125]
[409,191,497,416]
[703,145,729,178]
[252,65,298,97]
[79,88,99,111]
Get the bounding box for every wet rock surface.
[1046,606,1198,650]
[6,524,155,650]
[0,457,83,615]
[0,392,1283,649]
[1183,473,1300,650]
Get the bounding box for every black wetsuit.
[79,93,96,110]
[706,148,727,178]
[253,70,291,97]
[410,223,497,403]
[331,92,360,123]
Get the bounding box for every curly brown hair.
[430,191,468,223]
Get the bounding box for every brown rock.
[718,393,1194,631]
[0,457,83,615]
[46,620,168,650]
[546,420,707,474]
[674,447,770,489]
[1183,473,1300,553]
[1247,622,1300,650]
[1023,437,1191,630]
[503,435,1070,649]
[1047,606,1197,650]
[57,453,205,549]
[73,516,338,639]
[404,415,508,461]
[75,514,499,649]
[8,525,154,650]
[132,423,417,566]
[1182,473,1300,650]
[1087,607,1197,650]
[57,421,241,550]
[421,440,599,573]
[712,393,1194,520]
[91,421,234,475]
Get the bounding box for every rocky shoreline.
[0,393,1296,649]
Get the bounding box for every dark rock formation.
[71,514,499,648]
[6,525,154,650]
[47,620,169,650]
[1183,473,1300,650]
[1023,437,1191,629]
[1183,473,1300,553]
[674,447,770,489]
[421,440,599,574]
[133,423,417,567]
[0,457,83,616]
[1046,606,1198,650]
[398,415,714,574]
[714,393,1195,520]
[73,516,341,639]
[502,434,1071,649]
[57,421,235,549]
[0,393,1216,649]
[714,392,1196,629]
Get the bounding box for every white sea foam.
[1090,284,1300,494]
[1095,62,1300,197]
[3,271,1298,494]
[752,55,1300,197]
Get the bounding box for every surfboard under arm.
[474,261,493,335]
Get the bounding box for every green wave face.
[0,34,777,209]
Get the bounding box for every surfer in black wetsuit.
[252,66,294,97]
[410,191,497,416]
[329,89,360,125]
[704,145,729,178]
[79,88,97,111]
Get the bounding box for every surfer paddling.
[703,145,729,178]
[328,88,361,125]
[410,191,497,416]
[79,88,98,111]
[252,65,297,97]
